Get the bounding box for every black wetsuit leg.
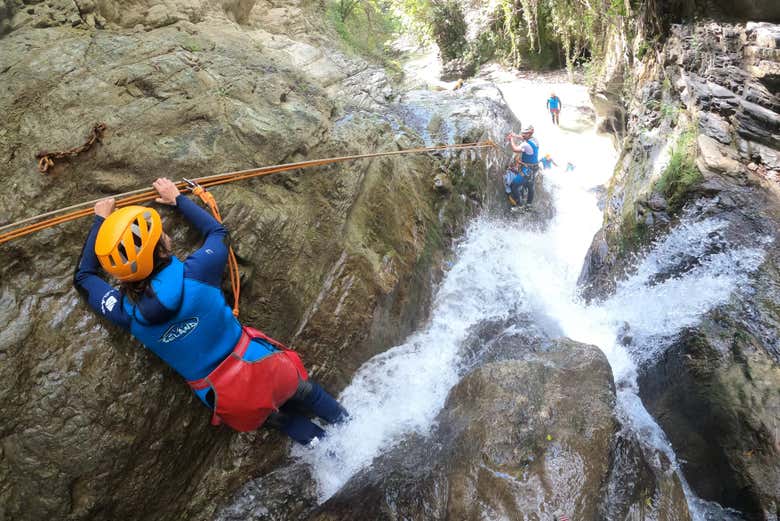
[265,380,349,445]
[525,169,537,204]
[510,180,525,206]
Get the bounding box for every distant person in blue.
[566,161,576,172]
[506,125,540,206]
[74,178,348,445]
[547,92,562,125]
[540,154,557,170]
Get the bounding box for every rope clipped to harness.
[184,178,241,317]
[35,123,107,173]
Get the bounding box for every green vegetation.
[403,0,628,77]
[329,0,641,79]
[646,98,680,122]
[636,40,650,59]
[395,0,434,42]
[430,0,468,61]
[178,35,212,53]
[655,128,703,211]
[328,0,401,64]
[616,206,649,253]
[660,101,679,121]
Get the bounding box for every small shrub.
[660,101,679,121]
[636,40,649,60]
[180,37,204,52]
[655,129,702,211]
[617,199,650,254]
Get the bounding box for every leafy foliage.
[336,0,363,22]
[429,0,469,61]
[409,0,630,74]
[328,0,402,63]
[394,0,435,41]
[655,129,703,211]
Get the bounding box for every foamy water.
[296,78,768,517]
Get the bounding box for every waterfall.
[295,78,768,518]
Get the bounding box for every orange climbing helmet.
[95,206,162,282]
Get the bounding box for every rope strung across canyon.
[0,140,498,245]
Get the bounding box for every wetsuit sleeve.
[73,216,131,330]
[177,194,230,287]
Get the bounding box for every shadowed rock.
[580,20,780,517]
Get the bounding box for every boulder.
[601,431,693,521]
[311,338,618,520]
[638,259,780,517]
[213,318,693,521]
[696,134,742,175]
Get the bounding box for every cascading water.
[296,77,769,517]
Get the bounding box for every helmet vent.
[117,242,129,263]
[130,222,144,253]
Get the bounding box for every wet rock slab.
[309,337,682,520]
[0,2,516,521]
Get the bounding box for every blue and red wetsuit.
[74,194,346,443]
[547,96,561,125]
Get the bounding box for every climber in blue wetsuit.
[507,125,540,206]
[540,154,557,170]
[74,177,348,445]
[547,92,562,125]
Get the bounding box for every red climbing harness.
[187,326,309,432]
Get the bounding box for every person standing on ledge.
[507,125,540,206]
[73,178,348,445]
[547,92,562,125]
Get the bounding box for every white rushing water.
[297,76,768,514]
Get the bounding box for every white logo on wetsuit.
[160,317,200,344]
[101,293,118,314]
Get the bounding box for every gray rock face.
[581,20,780,518]
[0,2,516,521]
[582,22,780,298]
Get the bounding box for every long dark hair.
[120,240,172,302]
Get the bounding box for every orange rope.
[0,141,497,245]
[190,185,241,317]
